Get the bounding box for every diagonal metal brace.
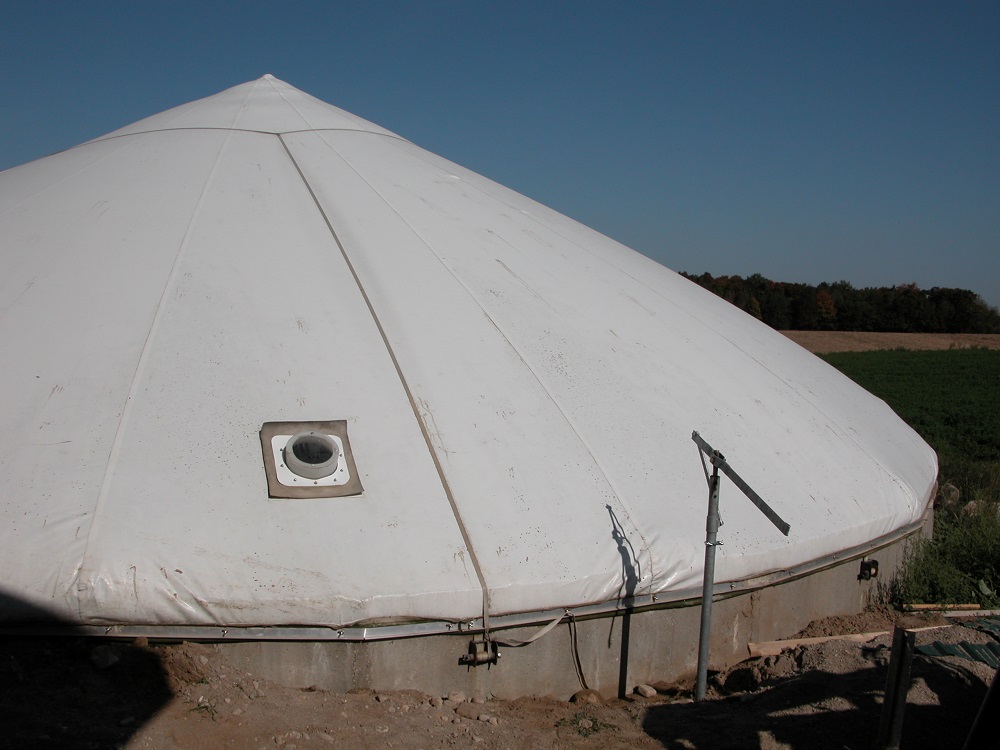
[692,431,790,536]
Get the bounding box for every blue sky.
[3,1,998,308]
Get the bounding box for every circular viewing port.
[283,432,340,479]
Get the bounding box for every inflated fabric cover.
[0,76,936,627]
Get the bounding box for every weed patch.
[556,711,617,737]
[893,512,1000,607]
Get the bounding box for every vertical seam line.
[69,128,239,618]
[68,89,256,620]
[275,133,493,628]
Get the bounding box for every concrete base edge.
[218,529,915,700]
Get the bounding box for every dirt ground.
[780,330,1000,354]
[4,332,997,749]
[1,610,996,750]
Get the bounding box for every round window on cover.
[284,432,340,479]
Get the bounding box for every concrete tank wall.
[218,528,917,700]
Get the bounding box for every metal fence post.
[695,464,721,702]
[875,625,916,750]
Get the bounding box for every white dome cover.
[0,76,935,630]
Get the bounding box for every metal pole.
[689,431,790,703]
[695,462,722,701]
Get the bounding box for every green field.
[820,348,1000,606]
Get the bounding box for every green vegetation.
[556,711,617,737]
[682,272,1000,333]
[821,348,1000,607]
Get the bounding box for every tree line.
[679,272,1000,333]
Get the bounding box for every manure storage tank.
[0,76,936,698]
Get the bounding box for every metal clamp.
[458,639,500,667]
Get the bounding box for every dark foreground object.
[642,650,989,749]
[0,637,171,750]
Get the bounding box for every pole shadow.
[607,505,641,699]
